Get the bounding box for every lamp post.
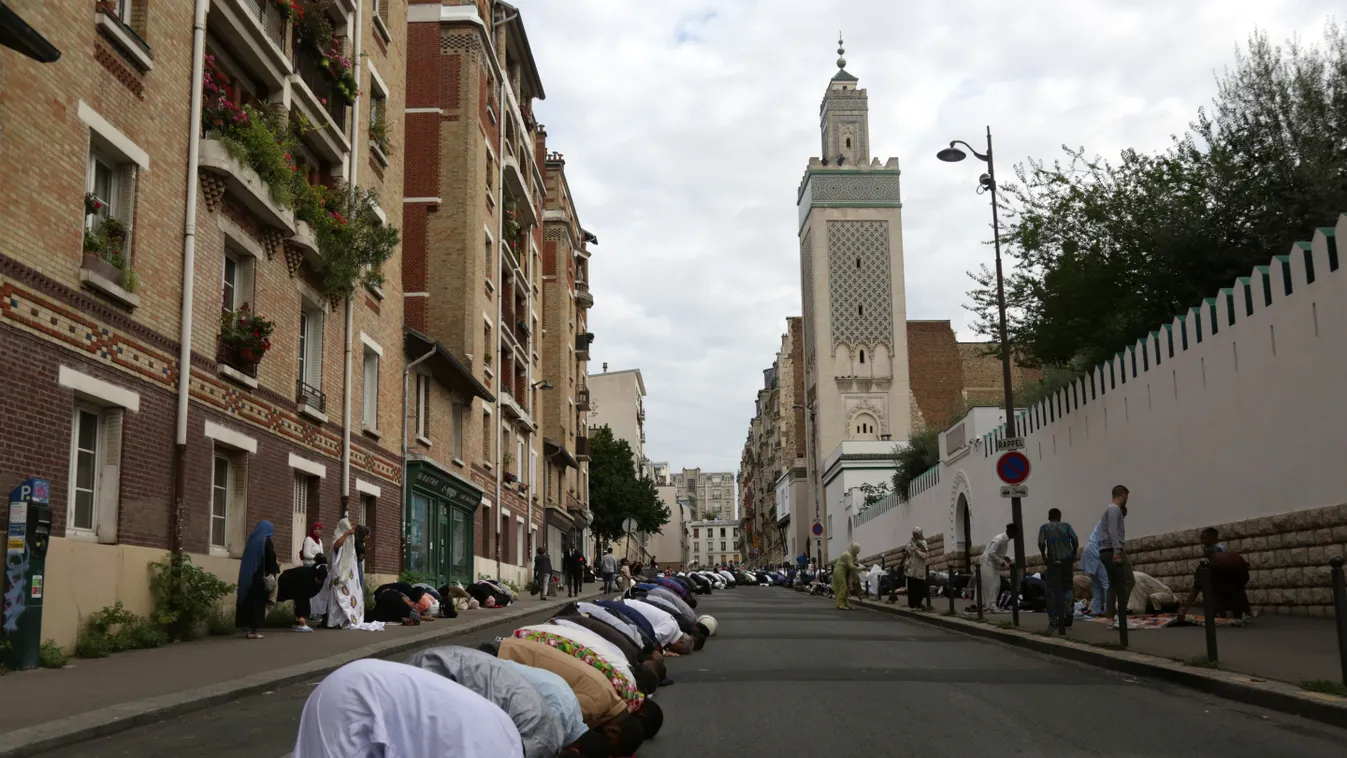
[938,126,1025,626]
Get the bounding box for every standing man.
[973,524,1016,613]
[1097,485,1134,628]
[600,547,619,594]
[1037,508,1080,634]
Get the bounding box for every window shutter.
[422,376,431,434]
[117,165,138,263]
[96,408,124,544]
[229,454,249,557]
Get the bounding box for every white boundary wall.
[856,214,1347,561]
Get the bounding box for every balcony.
[575,279,593,309]
[290,43,350,160]
[502,141,536,224]
[575,435,591,462]
[576,386,591,411]
[576,332,593,360]
[296,380,326,412]
[212,0,292,90]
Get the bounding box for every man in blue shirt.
[1037,508,1080,635]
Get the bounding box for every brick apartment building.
[0,0,408,649]
[541,152,595,564]
[402,0,593,588]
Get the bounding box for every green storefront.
[404,460,483,587]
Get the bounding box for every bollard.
[975,564,984,621]
[1331,556,1347,684]
[1199,559,1219,664]
[1114,555,1129,649]
[948,569,955,615]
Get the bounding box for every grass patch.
[38,640,67,669]
[263,602,297,629]
[1301,680,1347,698]
[1184,655,1219,669]
[206,608,236,636]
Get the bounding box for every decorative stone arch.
[948,470,972,570]
[846,400,885,439]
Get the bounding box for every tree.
[587,426,670,547]
[892,432,939,497]
[967,23,1347,369]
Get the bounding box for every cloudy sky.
[513,0,1339,473]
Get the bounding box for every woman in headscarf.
[293,659,523,758]
[617,558,633,593]
[905,527,930,610]
[324,518,365,629]
[831,543,861,610]
[236,520,279,639]
[301,522,324,566]
[277,559,328,632]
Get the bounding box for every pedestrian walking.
[1078,518,1110,615]
[904,527,929,610]
[534,546,553,600]
[600,547,618,593]
[1097,485,1134,628]
[1037,508,1079,634]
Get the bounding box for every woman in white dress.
[325,518,364,628]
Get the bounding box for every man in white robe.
[974,524,1018,612]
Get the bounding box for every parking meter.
[4,478,51,671]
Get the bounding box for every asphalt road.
[37,586,1347,757]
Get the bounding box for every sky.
[512,0,1340,474]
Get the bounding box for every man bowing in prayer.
[972,524,1017,613]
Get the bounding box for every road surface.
[38,586,1347,756]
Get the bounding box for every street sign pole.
[995,451,1031,627]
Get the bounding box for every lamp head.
[937,145,967,163]
[533,380,554,391]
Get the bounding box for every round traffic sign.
[811,521,824,537]
[752,547,760,556]
[997,451,1031,485]
[622,517,638,534]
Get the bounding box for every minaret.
[820,36,869,165]
[796,37,909,562]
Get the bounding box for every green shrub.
[39,640,67,669]
[264,602,297,629]
[77,602,170,656]
[75,629,112,659]
[398,570,437,586]
[206,608,236,636]
[148,552,236,641]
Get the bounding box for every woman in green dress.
[832,543,861,609]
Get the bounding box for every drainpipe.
[170,0,211,556]
[340,3,365,518]
[492,8,517,581]
[401,348,436,570]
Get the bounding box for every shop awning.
[0,2,60,62]
[404,327,494,403]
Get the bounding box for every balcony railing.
[292,44,346,132]
[217,343,259,379]
[575,279,593,308]
[296,380,326,412]
[576,332,593,360]
[576,435,591,461]
[576,386,591,411]
[241,0,288,52]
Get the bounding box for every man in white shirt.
[973,523,1017,612]
[622,599,695,654]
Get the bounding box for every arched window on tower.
[859,349,865,364]
[845,137,852,148]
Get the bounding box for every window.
[693,528,699,538]
[222,254,238,311]
[298,305,324,392]
[484,232,494,277]
[516,520,524,567]
[87,150,120,228]
[211,455,230,549]
[452,402,465,460]
[693,541,699,553]
[292,474,311,565]
[721,542,727,551]
[720,528,726,538]
[361,348,380,431]
[70,408,102,532]
[859,349,865,364]
[517,436,526,484]
[482,414,492,462]
[415,374,431,441]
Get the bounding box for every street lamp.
[938,125,1026,626]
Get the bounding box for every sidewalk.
[852,596,1347,728]
[0,588,603,758]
